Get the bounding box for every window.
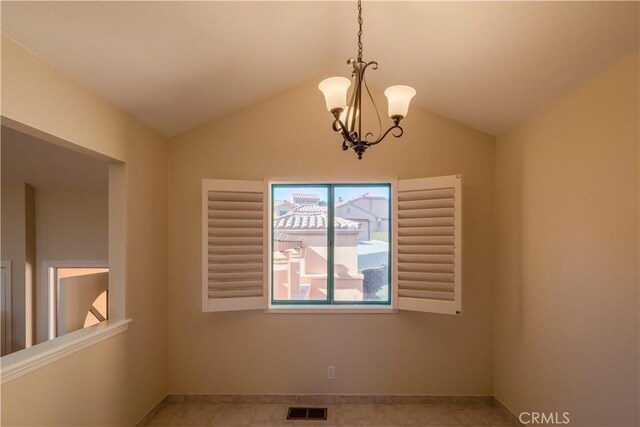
[202,175,462,315]
[271,184,391,306]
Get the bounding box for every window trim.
[268,179,395,310]
[41,260,109,341]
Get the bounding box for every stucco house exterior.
[272,212,364,301]
[335,193,389,241]
[273,199,296,217]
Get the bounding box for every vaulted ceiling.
[2,1,638,137]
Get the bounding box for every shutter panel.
[202,179,265,312]
[396,175,462,315]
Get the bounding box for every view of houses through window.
[271,184,391,304]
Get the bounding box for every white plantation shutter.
[202,179,266,312]
[396,175,462,315]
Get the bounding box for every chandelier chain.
[357,0,363,62]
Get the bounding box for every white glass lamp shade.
[318,77,351,112]
[384,85,416,119]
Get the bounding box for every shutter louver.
[202,179,265,312]
[396,175,462,315]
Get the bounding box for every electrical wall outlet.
[327,365,335,380]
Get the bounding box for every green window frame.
[270,182,392,306]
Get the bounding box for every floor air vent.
[286,407,328,421]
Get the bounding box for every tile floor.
[144,401,519,426]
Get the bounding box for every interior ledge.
[0,319,132,385]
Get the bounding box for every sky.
[273,185,389,204]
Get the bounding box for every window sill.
[0,319,132,384]
[266,305,397,314]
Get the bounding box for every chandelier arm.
[354,64,364,139]
[363,74,382,143]
[368,124,404,146]
[346,77,358,133]
[362,60,378,72]
[332,117,356,145]
[331,118,342,133]
[357,80,362,139]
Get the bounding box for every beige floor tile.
[381,403,432,424]
[453,407,514,425]
[334,404,389,425]
[148,403,184,425]
[252,404,290,424]
[427,404,471,424]
[145,400,513,427]
[252,425,335,427]
[174,403,219,425]
[251,403,336,426]
[149,403,218,426]
[211,403,258,426]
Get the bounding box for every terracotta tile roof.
[361,192,387,200]
[274,213,360,230]
[291,193,321,203]
[274,232,305,242]
[291,204,327,214]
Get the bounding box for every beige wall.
[35,189,108,262]
[1,36,169,426]
[168,80,496,394]
[0,183,35,352]
[35,188,109,343]
[494,51,640,425]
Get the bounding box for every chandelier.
[318,0,416,159]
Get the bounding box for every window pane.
[272,186,329,302]
[333,185,391,302]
